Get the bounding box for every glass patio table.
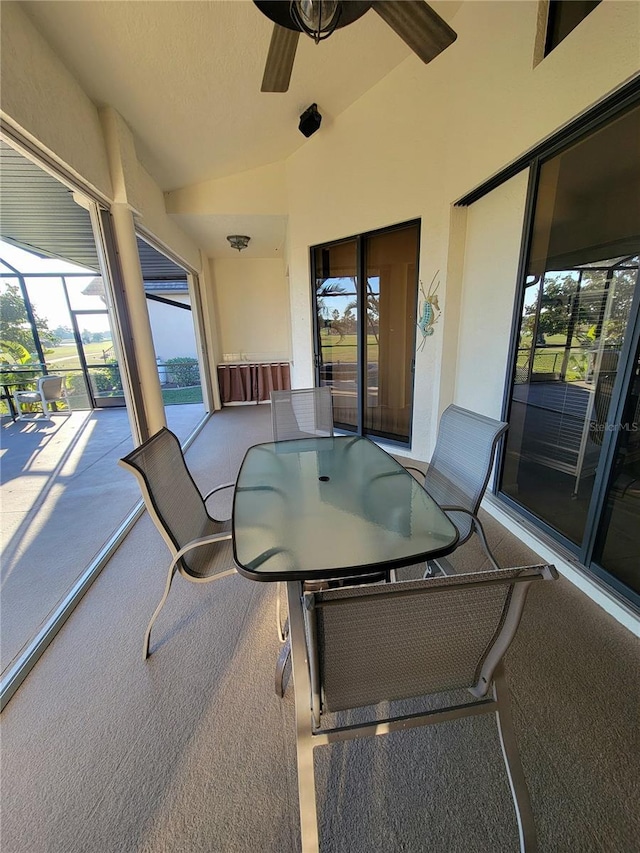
[232,435,459,582]
[232,435,459,850]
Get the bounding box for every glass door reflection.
[364,226,418,443]
[594,344,640,595]
[503,256,639,546]
[313,240,359,432]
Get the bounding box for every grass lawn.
[1,385,203,415]
[517,334,590,380]
[320,333,379,363]
[45,341,114,370]
[161,386,203,405]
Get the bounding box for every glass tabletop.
[232,436,459,581]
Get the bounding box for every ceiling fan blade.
[261,24,300,92]
[373,1,457,64]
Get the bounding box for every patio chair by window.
[13,375,71,421]
[407,404,508,575]
[293,563,558,853]
[270,387,334,441]
[119,427,236,659]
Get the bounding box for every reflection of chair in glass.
[13,375,71,420]
[573,347,619,495]
[292,564,558,853]
[270,387,333,441]
[119,427,236,659]
[407,404,508,574]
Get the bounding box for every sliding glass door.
[499,100,640,605]
[314,238,359,431]
[312,221,419,444]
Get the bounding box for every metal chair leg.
[493,664,538,853]
[472,515,502,570]
[143,564,177,660]
[276,581,288,642]
[275,637,291,697]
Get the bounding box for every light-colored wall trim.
[454,170,530,418]
[111,203,166,435]
[165,161,288,216]
[533,0,550,68]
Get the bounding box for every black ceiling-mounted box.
[299,104,322,137]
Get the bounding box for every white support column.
[198,249,222,410]
[110,203,166,435]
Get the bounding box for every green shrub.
[166,357,199,387]
[68,374,87,396]
[90,362,122,394]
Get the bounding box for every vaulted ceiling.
[9,1,461,259]
[20,1,461,191]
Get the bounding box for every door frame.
[311,219,421,446]
[495,96,640,609]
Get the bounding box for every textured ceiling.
[12,1,461,260]
[20,0,461,192]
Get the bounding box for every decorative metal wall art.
[416,271,441,350]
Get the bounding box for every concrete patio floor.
[2,402,638,852]
[0,403,206,675]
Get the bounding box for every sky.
[316,275,380,319]
[0,240,107,331]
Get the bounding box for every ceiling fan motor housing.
[254,1,372,33]
[256,1,458,93]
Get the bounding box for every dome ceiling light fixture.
[227,235,251,252]
[254,0,457,93]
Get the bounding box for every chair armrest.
[202,481,235,502]
[168,531,234,576]
[404,465,425,479]
[438,506,501,570]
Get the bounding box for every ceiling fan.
[254,1,457,93]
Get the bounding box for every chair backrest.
[270,387,334,441]
[305,565,556,717]
[424,404,508,544]
[38,375,65,400]
[119,427,211,576]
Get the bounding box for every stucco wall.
[0,1,112,199]
[6,0,637,448]
[1,3,207,426]
[455,170,530,417]
[210,257,291,363]
[1,4,201,273]
[283,0,640,460]
[147,295,198,364]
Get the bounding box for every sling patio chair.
[270,386,334,441]
[270,386,389,696]
[13,374,71,420]
[406,404,508,576]
[290,563,558,853]
[119,427,236,659]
